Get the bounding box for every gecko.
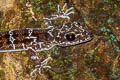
[0,3,93,76]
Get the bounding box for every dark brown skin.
[0,28,53,50]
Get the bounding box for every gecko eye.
[66,33,75,41]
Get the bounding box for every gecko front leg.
[30,57,52,76]
[44,3,75,28]
[26,47,52,76]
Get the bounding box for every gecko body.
[0,3,93,76]
[0,21,92,52]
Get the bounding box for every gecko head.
[56,21,93,47]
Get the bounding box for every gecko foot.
[44,3,74,21]
[56,3,75,19]
[30,57,52,76]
